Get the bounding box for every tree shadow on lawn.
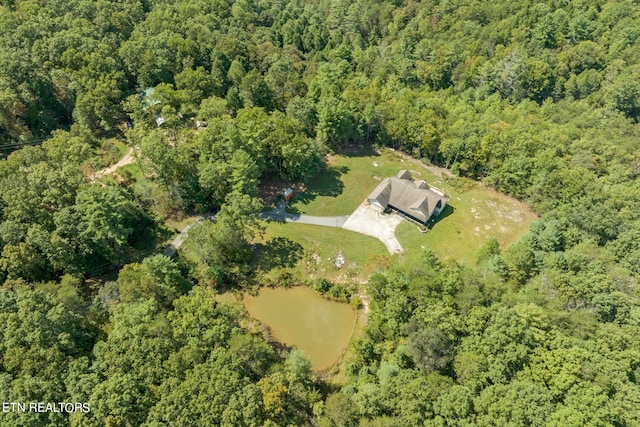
[254,237,304,271]
[287,165,348,213]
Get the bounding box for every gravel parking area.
[342,203,403,254]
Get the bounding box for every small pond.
[243,286,356,371]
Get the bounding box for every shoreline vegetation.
[219,283,368,380]
[242,286,357,372]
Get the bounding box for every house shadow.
[428,204,455,229]
[286,165,348,213]
[255,237,304,271]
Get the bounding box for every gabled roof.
[367,170,447,222]
[368,179,393,207]
[414,180,429,189]
[396,169,412,180]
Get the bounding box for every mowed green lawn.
[258,222,388,280]
[395,185,538,265]
[289,149,413,216]
[287,149,537,265]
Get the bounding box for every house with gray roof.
[367,170,448,225]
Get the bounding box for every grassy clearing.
[116,162,142,179]
[114,140,129,157]
[288,148,537,265]
[288,149,409,216]
[256,221,389,281]
[395,184,538,265]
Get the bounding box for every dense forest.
[1,0,640,425]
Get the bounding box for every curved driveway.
[262,200,404,254]
[163,212,217,257]
[163,220,199,257]
[92,147,135,180]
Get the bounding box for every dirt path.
[357,291,370,316]
[92,147,135,180]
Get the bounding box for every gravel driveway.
[262,200,404,254]
[262,200,350,227]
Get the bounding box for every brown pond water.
[243,287,356,371]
